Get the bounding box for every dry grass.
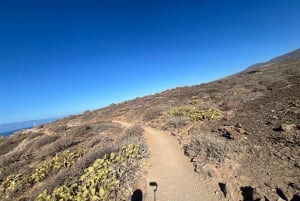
[0,134,26,155]
[184,127,231,163]
[30,135,59,151]
[26,132,44,140]
[67,124,92,137]
[162,116,189,130]
[49,125,69,134]
[0,150,23,167]
[143,106,166,121]
[35,136,81,160]
[92,122,117,132]
[120,124,144,146]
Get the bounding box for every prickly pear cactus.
[167,105,220,121]
[36,144,142,201]
[28,149,85,184]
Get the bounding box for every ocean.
[0,127,33,136]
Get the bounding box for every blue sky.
[0,0,299,124]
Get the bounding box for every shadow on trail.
[131,189,143,201]
[131,181,158,201]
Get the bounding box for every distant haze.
[0,117,62,136]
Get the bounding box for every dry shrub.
[36,137,81,160]
[0,157,31,181]
[143,106,165,121]
[120,124,144,145]
[227,91,263,103]
[81,110,97,121]
[0,134,26,155]
[93,122,117,132]
[26,132,44,140]
[0,150,23,167]
[87,135,114,147]
[68,124,92,137]
[198,100,219,110]
[53,125,69,133]
[119,125,148,157]
[162,116,189,130]
[42,167,82,194]
[30,135,59,150]
[184,127,231,163]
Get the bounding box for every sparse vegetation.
[0,134,26,155]
[36,144,143,201]
[1,173,22,198]
[143,106,166,121]
[167,105,220,121]
[68,124,92,137]
[26,132,44,140]
[0,150,23,167]
[0,149,86,200]
[122,125,144,141]
[28,149,86,185]
[93,122,117,132]
[162,116,189,130]
[184,128,230,163]
[44,136,81,157]
[190,96,202,105]
[30,134,59,150]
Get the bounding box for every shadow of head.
[131,189,143,201]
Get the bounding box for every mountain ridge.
[243,48,300,73]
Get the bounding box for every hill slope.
[0,49,299,201]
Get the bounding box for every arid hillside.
[0,49,299,201]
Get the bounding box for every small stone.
[237,128,246,134]
[205,166,218,177]
[193,162,202,173]
[236,123,243,128]
[281,123,294,132]
[294,161,300,168]
[222,130,235,140]
[253,188,263,201]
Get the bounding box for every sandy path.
[143,126,217,201]
[114,121,218,201]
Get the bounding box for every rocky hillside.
[0,49,299,201]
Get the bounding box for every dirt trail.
[115,121,218,201]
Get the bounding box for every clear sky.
[0,0,299,124]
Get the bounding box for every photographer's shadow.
[131,189,143,201]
